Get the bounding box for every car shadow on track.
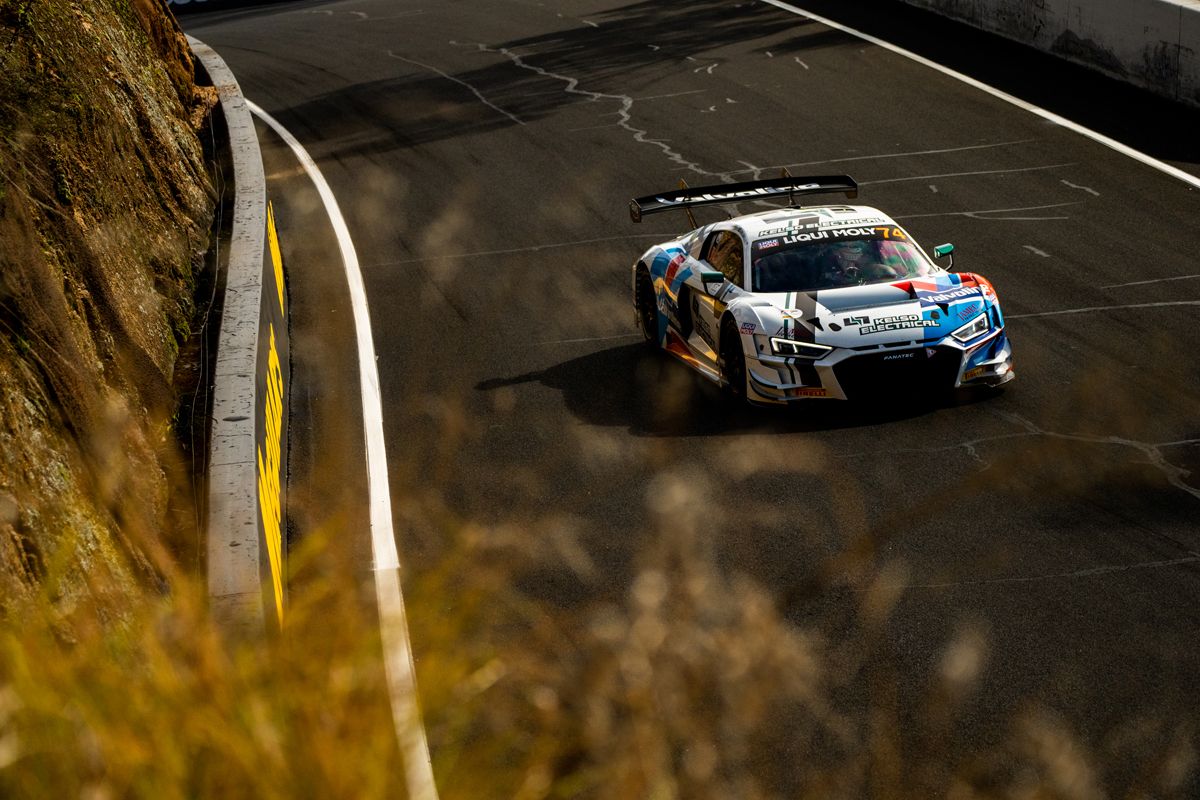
[477,343,995,437]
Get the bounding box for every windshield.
[751,226,938,293]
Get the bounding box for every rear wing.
[629,174,858,223]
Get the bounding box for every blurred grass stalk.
[2,405,1197,798]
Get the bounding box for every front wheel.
[719,318,747,402]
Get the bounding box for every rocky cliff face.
[0,0,215,609]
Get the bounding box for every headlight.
[770,337,832,359]
[951,313,989,343]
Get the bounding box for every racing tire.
[634,269,658,348]
[719,317,748,402]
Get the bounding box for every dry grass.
[3,474,1195,799]
[2,376,1199,798]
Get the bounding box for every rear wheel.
[719,317,747,401]
[634,269,658,347]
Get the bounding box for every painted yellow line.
[247,100,439,800]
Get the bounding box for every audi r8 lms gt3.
[628,175,1014,405]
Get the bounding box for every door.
[686,229,745,365]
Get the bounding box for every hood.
[755,273,991,348]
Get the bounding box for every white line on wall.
[247,100,439,800]
[759,0,1200,191]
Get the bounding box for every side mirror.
[932,243,955,271]
[699,269,725,295]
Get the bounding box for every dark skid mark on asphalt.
[248,0,817,161]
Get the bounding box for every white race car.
[629,175,1014,405]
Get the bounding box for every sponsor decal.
[782,231,828,244]
[664,252,686,285]
[656,184,823,205]
[852,313,938,335]
[774,324,816,340]
[963,366,987,381]
[759,222,820,237]
[780,227,882,245]
[817,217,885,228]
[974,274,998,301]
[918,286,982,305]
[774,327,805,340]
[958,302,982,320]
[794,387,828,398]
[740,322,757,334]
[658,295,683,331]
[882,352,916,361]
[696,316,715,348]
[754,238,781,250]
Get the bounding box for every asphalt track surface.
[185,0,1200,794]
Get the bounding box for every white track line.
[1008,299,1200,319]
[759,0,1200,191]
[247,100,438,800]
[1101,273,1200,289]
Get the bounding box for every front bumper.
[743,328,1014,404]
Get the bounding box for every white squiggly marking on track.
[462,42,725,179]
[999,412,1200,504]
[1061,179,1100,196]
[838,416,1200,506]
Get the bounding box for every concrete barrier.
[896,0,1200,107]
[188,35,289,634]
